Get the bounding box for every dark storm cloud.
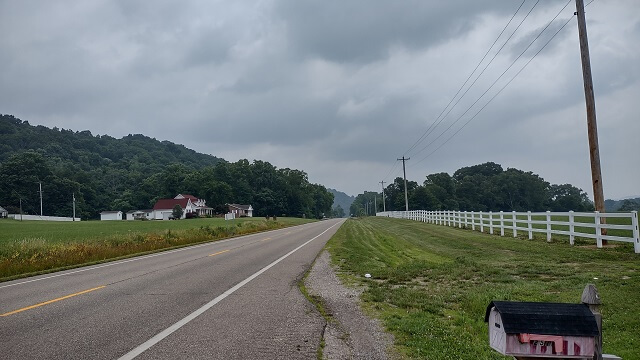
[274,0,509,63]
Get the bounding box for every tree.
[618,199,640,211]
[172,204,183,219]
[548,184,593,211]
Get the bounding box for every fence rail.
[376,210,640,253]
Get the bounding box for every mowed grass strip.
[0,217,312,281]
[326,217,639,359]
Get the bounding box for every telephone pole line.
[72,193,76,221]
[575,0,606,239]
[397,157,410,212]
[374,195,377,215]
[38,182,43,216]
[380,181,386,212]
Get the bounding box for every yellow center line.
[208,249,230,257]
[0,285,106,317]
[260,237,272,242]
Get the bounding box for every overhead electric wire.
[408,0,543,159]
[412,0,573,163]
[403,0,529,158]
[415,2,579,166]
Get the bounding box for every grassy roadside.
[0,217,312,281]
[326,217,639,359]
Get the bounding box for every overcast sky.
[1,0,638,199]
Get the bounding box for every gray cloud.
[0,0,638,199]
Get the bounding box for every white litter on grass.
[593,277,599,280]
[364,273,371,278]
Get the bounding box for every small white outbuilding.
[100,211,123,221]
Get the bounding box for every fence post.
[464,211,468,228]
[569,210,575,246]
[632,211,639,254]
[500,211,505,236]
[489,211,494,234]
[527,211,533,240]
[471,211,475,231]
[595,211,602,248]
[448,210,451,227]
[480,211,484,233]
[512,211,517,237]
[546,210,551,242]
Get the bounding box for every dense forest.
[0,114,333,219]
[351,162,597,216]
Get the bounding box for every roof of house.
[0,206,7,213]
[126,210,152,214]
[485,301,599,337]
[153,198,190,211]
[100,211,122,214]
[175,194,199,201]
[229,204,252,210]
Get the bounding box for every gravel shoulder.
[305,250,395,360]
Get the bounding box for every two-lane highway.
[0,219,344,359]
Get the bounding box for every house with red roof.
[151,194,213,220]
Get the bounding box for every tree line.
[350,162,595,216]
[0,115,333,219]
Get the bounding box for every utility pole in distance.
[39,182,43,216]
[575,0,606,240]
[374,195,377,215]
[380,181,386,212]
[397,157,410,212]
[72,193,76,221]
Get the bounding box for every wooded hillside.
[0,114,333,219]
[351,162,595,215]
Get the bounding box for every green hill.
[0,114,333,220]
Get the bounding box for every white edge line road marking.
[118,220,343,360]
[0,222,322,290]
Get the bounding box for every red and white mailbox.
[485,301,599,359]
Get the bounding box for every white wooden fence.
[377,210,640,253]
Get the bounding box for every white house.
[174,194,213,217]
[228,204,253,217]
[100,211,123,221]
[0,206,8,218]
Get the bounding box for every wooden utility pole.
[39,182,43,216]
[380,180,386,212]
[374,195,377,215]
[575,0,606,241]
[397,157,410,211]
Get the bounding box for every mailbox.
[485,301,599,359]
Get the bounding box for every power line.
[416,8,578,165]
[413,0,573,163]
[404,0,534,158]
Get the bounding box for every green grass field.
[0,217,312,281]
[326,217,639,359]
[0,217,309,244]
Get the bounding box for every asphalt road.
[0,219,344,359]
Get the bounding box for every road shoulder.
[305,250,394,359]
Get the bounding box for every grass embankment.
[0,217,311,281]
[327,217,639,359]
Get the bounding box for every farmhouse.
[0,206,8,218]
[100,211,123,221]
[228,204,253,217]
[151,194,213,220]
